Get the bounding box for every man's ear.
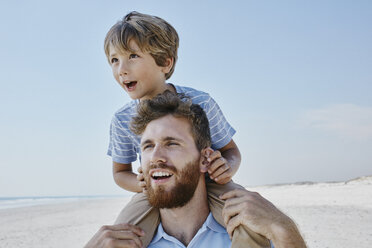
[199,147,214,173]
[161,57,174,74]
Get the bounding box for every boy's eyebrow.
[109,52,117,57]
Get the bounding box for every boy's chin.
[126,91,142,100]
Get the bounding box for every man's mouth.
[151,171,173,180]
[150,170,174,183]
[123,81,137,91]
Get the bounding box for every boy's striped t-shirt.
[107,84,236,164]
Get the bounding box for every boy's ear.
[199,147,214,173]
[161,57,174,74]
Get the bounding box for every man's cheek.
[143,169,152,185]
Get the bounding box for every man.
[85,92,306,248]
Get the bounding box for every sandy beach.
[1,176,371,248]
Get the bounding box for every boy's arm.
[206,139,241,184]
[219,139,241,176]
[113,162,142,193]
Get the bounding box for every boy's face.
[108,40,171,100]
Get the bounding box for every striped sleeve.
[202,95,236,150]
[107,113,138,164]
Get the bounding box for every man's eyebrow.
[141,137,183,146]
[163,136,183,142]
[141,139,152,146]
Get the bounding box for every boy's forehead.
[109,40,141,55]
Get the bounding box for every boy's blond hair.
[104,11,179,80]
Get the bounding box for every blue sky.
[1,0,371,197]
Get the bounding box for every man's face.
[140,115,202,208]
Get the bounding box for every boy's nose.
[119,61,128,76]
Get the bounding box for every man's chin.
[148,191,193,209]
[146,158,201,209]
[148,179,199,209]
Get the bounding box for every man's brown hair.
[131,91,211,151]
[104,11,179,80]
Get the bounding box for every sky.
[0,0,371,197]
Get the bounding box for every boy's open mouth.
[124,81,137,90]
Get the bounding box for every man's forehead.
[140,115,193,142]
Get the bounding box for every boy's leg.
[114,193,160,247]
[207,180,271,248]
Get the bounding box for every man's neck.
[159,178,209,246]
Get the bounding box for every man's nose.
[150,145,167,164]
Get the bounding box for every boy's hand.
[137,166,147,195]
[203,149,233,184]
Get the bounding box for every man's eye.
[129,54,139,59]
[143,144,153,150]
[111,58,118,63]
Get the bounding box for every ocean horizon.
[0,195,131,210]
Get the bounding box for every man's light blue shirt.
[148,213,231,248]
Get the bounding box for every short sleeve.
[107,114,138,164]
[203,95,236,150]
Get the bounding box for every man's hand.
[137,166,147,195]
[220,189,307,248]
[202,149,233,184]
[84,223,145,248]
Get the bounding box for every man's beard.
[145,158,201,209]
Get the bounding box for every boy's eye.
[129,54,139,59]
[111,58,118,64]
[168,142,179,147]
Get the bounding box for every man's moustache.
[149,163,177,173]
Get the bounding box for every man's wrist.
[269,218,306,248]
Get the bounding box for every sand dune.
[0,176,371,248]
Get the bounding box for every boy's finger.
[207,150,221,162]
[210,164,230,179]
[208,157,226,174]
[137,166,143,173]
[137,173,144,180]
[215,174,232,184]
[215,177,231,185]
[138,181,147,188]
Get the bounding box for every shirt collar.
[149,212,227,245]
[204,212,226,233]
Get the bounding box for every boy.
[104,11,269,248]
